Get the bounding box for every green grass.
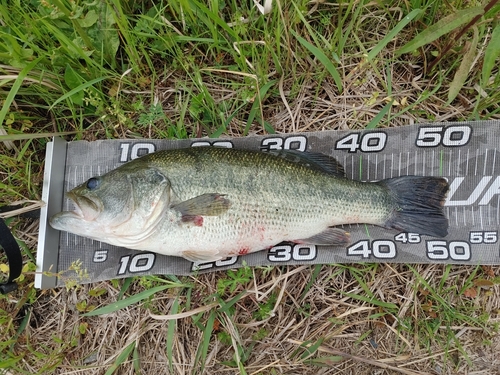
[1,0,500,373]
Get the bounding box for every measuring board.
[35,120,500,288]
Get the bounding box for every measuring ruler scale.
[35,120,500,288]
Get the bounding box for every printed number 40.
[335,132,387,153]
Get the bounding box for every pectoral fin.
[172,193,231,219]
[296,228,350,246]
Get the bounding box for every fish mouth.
[66,191,102,221]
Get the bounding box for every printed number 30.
[260,136,307,152]
[267,244,316,262]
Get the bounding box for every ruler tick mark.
[483,149,488,177]
[492,148,497,175]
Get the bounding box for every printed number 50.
[426,241,471,261]
[416,126,471,147]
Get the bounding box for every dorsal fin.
[270,150,345,178]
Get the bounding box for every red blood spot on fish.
[256,225,266,241]
[238,247,250,255]
[182,215,204,227]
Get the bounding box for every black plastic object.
[0,206,39,294]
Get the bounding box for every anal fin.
[182,249,222,262]
[296,228,350,246]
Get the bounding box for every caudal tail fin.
[379,176,449,237]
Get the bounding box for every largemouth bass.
[50,147,449,262]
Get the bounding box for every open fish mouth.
[66,191,101,221]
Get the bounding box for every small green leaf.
[396,7,484,55]
[79,9,98,28]
[291,30,343,92]
[79,322,88,335]
[64,65,84,105]
[448,27,479,103]
[89,287,107,297]
[76,300,88,312]
[482,24,500,86]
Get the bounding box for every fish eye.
[86,177,100,190]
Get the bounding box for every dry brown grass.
[6,262,498,374]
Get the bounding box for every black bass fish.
[50,147,449,261]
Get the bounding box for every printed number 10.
[119,143,156,162]
[117,253,156,275]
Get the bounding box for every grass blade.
[218,290,247,314]
[342,291,398,310]
[299,338,325,360]
[365,100,393,129]
[166,298,180,372]
[132,343,141,374]
[104,341,135,375]
[291,30,343,92]
[448,26,479,103]
[244,80,276,135]
[194,309,216,372]
[396,6,484,55]
[0,56,43,129]
[300,264,323,301]
[367,9,423,61]
[306,355,344,366]
[482,24,500,86]
[0,131,79,141]
[83,284,174,316]
[117,277,134,300]
[188,0,238,40]
[49,76,108,110]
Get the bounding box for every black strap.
[0,205,39,294]
[0,217,22,293]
